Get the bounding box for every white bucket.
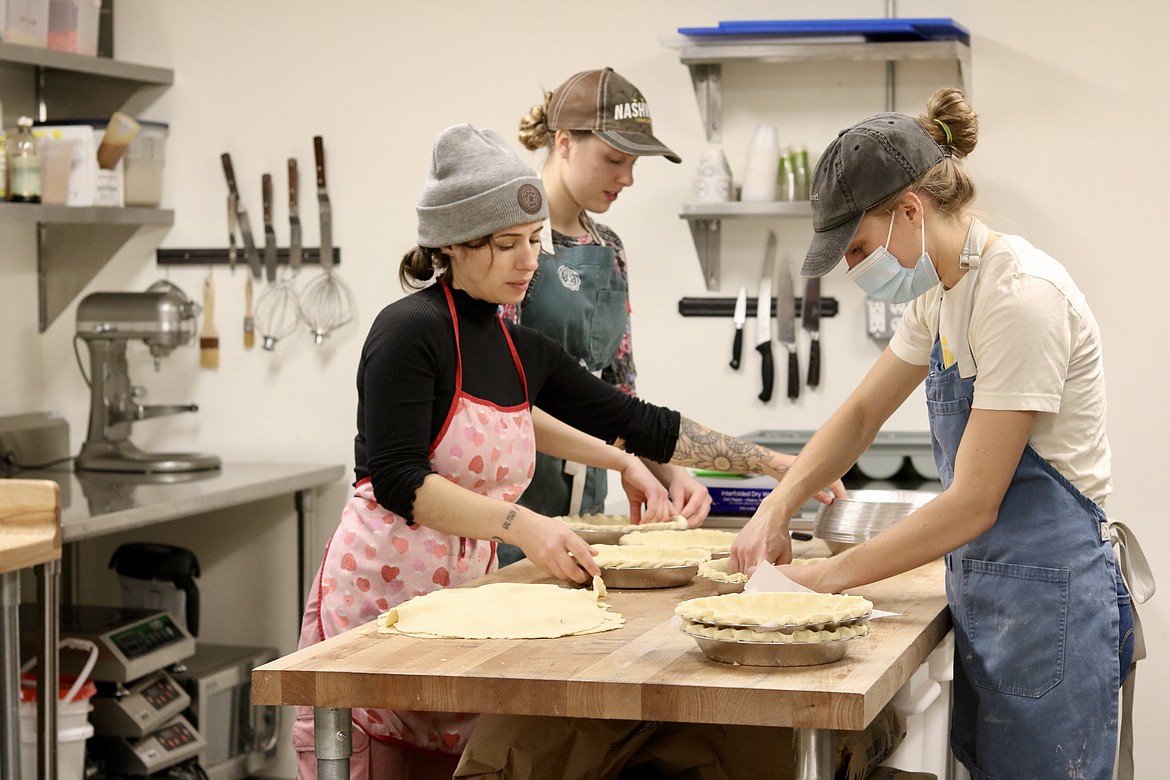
[18,639,99,780]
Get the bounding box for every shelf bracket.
[686,217,721,290]
[687,63,722,143]
[37,222,142,332]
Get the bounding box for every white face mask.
[847,210,940,303]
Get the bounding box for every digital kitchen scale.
[90,669,191,736]
[92,713,207,774]
[21,605,196,683]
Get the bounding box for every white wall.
[1,1,1165,776]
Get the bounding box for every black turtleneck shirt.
[354,282,680,520]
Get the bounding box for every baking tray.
[599,564,698,589]
[680,625,858,667]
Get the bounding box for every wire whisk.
[254,275,305,351]
[300,263,355,344]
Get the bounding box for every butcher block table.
[254,550,951,780]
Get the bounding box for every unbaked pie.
[556,513,688,532]
[674,591,872,628]
[680,619,870,644]
[618,528,738,553]
[697,556,827,584]
[591,544,710,569]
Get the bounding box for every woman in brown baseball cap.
[503,68,711,547]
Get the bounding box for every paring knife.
[776,248,800,400]
[730,285,747,370]
[288,158,302,273]
[314,136,332,268]
[221,153,262,280]
[261,173,277,283]
[803,275,821,388]
[756,233,776,402]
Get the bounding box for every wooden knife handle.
[262,174,273,223]
[787,347,800,400]
[757,343,774,402]
[314,136,326,189]
[221,153,239,196]
[807,335,821,388]
[730,328,743,370]
[288,158,299,212]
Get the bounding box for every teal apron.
[926,294,1132,779]
[516,240,628,518]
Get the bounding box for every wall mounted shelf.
[680,201,812,290]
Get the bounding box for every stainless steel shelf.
[672,38,971,142]
[0,42,173,86]
[680,201,812,290]
[0,204,174,225]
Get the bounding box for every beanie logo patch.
[517,184,543,215]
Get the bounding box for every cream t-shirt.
[889,231,1112,506]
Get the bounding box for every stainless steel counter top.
[11,462,345,542]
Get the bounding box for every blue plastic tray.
[678,18,969,45]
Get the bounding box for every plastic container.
[2,0,50,47]
[47,0,99,54]
[32,120,124,206]
[122,121,167,207]
[18,639,99,780]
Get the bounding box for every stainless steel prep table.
[11,462,344,780]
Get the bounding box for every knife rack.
[677,296,837,318]
[156,247,341,266]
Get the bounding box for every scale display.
[55,605,195,683]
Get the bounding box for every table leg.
[36,560,59,780]
[794,727,835,780]
[1,571,21,780]
[315,707,352,780]
[296,488,317,627]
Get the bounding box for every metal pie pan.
[814,490,939,545]
[708,550,731,559]
[680,626,856,667]
[695,575,745,594]
[574,528,626,545]
[599,564,698,589]
[688,612,870,633]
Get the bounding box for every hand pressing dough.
[378,578,623,639]
[675,591,872,627]
[556,513,688,532]
[591,544,710,569]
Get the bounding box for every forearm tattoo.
[672,417,789,476]
[502,505,518,530]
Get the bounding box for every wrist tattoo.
[502,505,518,530]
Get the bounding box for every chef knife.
[221,153,262,280]
[756,233,776,402]
[314,136,332,269]
[776,249,799,400]
[261,173,277,283]
[730,285,747,370]
[802,275,821,388]
[288,158,302,273]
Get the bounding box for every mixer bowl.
[814,490,939,552]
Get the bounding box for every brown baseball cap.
[547,68,681,164]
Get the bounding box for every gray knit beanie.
[417,123,549,248]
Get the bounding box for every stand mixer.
[75,284,221,473]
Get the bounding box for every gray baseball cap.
[802,113,946,278]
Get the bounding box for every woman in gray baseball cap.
[504,68,712,546]
[731,88,1137,780]
[292,122,834,779]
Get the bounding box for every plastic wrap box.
[1,0,50,47]
[48,0,100,55]
[693,471,779,516]
[33,121,124,207]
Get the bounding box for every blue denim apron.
[926,334,1132,779]
[515,242,627,518]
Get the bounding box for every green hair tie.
[933,118,954,146]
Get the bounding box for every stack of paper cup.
[692,149,733,202]
[740,124,780,202]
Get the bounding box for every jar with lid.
[8,116,41,203]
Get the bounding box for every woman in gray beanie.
[292,123,842,778]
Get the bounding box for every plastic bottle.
[792,144,810,201]
[9,116,40,203]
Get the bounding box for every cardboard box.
[1,0,50,47]
[694,471,779,515]
[32,122,124,207]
